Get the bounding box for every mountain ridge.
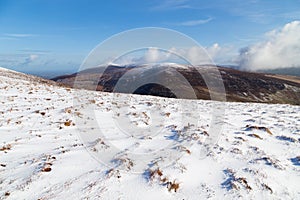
[52,64,300,105]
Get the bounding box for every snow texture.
[0,67,300,199]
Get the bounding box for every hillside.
[52,64,300,105]
[1,67,300,199]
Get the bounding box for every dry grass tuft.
[150,168,163,179]
[262,183,273,194]
[246,125,273,135]
[237,177,252,190]
[248,134,263,140]
[89,99,96,104]
[0,144,12,151]
[167,180,180,192]
[41,167,52,172]
[64,120,72,126]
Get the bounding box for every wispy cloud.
[213,1,300,24]
[152,0,300,24]
[18,49,51,54]
[19,54,39,66]
[0,53,40,68]
[3,33,38,38]
[175,17,213,26]
[151,0,191,11]
[280,11,300,20]
[0,37,18,40]
[0,52,82,73]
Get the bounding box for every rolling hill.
[52,64,300,105]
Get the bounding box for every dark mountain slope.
[52,64,300,105]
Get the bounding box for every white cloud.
[18,49,51,54]
[0,37,18,40]
[0,54,40,68]
[0,53,82,74]
[171,43,235,65]
[112,48,173,65]
[151,0,190,11]
[29,54,39,61]
[143,47,173,63]
[239,21,300,70]
[144,47,163,63]
[206,43,221,58]
[3,33,38,38]
[112,44,230,66]
[19,54,39,66]
[176,17,213,26]
[172,46,211,64]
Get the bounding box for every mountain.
[0,67,66,87]
[258,67,300,77]
[52,64,300,105]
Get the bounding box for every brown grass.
[203,131,209,136]
[237,177,252,190]
[150,168,163,180]
[64,120,72,126]
[262,183,273,194]
[248,134,263,140]
[89,99,96,104]
[0,144,12,151]
[246,125,273,135]
[167,180,180,192]
[41,167,52,172]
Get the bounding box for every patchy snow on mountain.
[0,68,300,199]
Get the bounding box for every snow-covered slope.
[0,67,13,72]
[0,68,300,199]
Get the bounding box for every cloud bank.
[239,21,300,70]
[102,21,300,71]
[112,44,226,66]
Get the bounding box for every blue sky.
[1,0,300,76]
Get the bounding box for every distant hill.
[52,64,300,105]
[258,67,300,77]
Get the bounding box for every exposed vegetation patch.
[245,125,273,135]
[221,169,252,191]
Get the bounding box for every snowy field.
[0,67,300,199]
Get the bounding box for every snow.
[0,68,300,199]
[0,67,15,72]
[153,63,190,69]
